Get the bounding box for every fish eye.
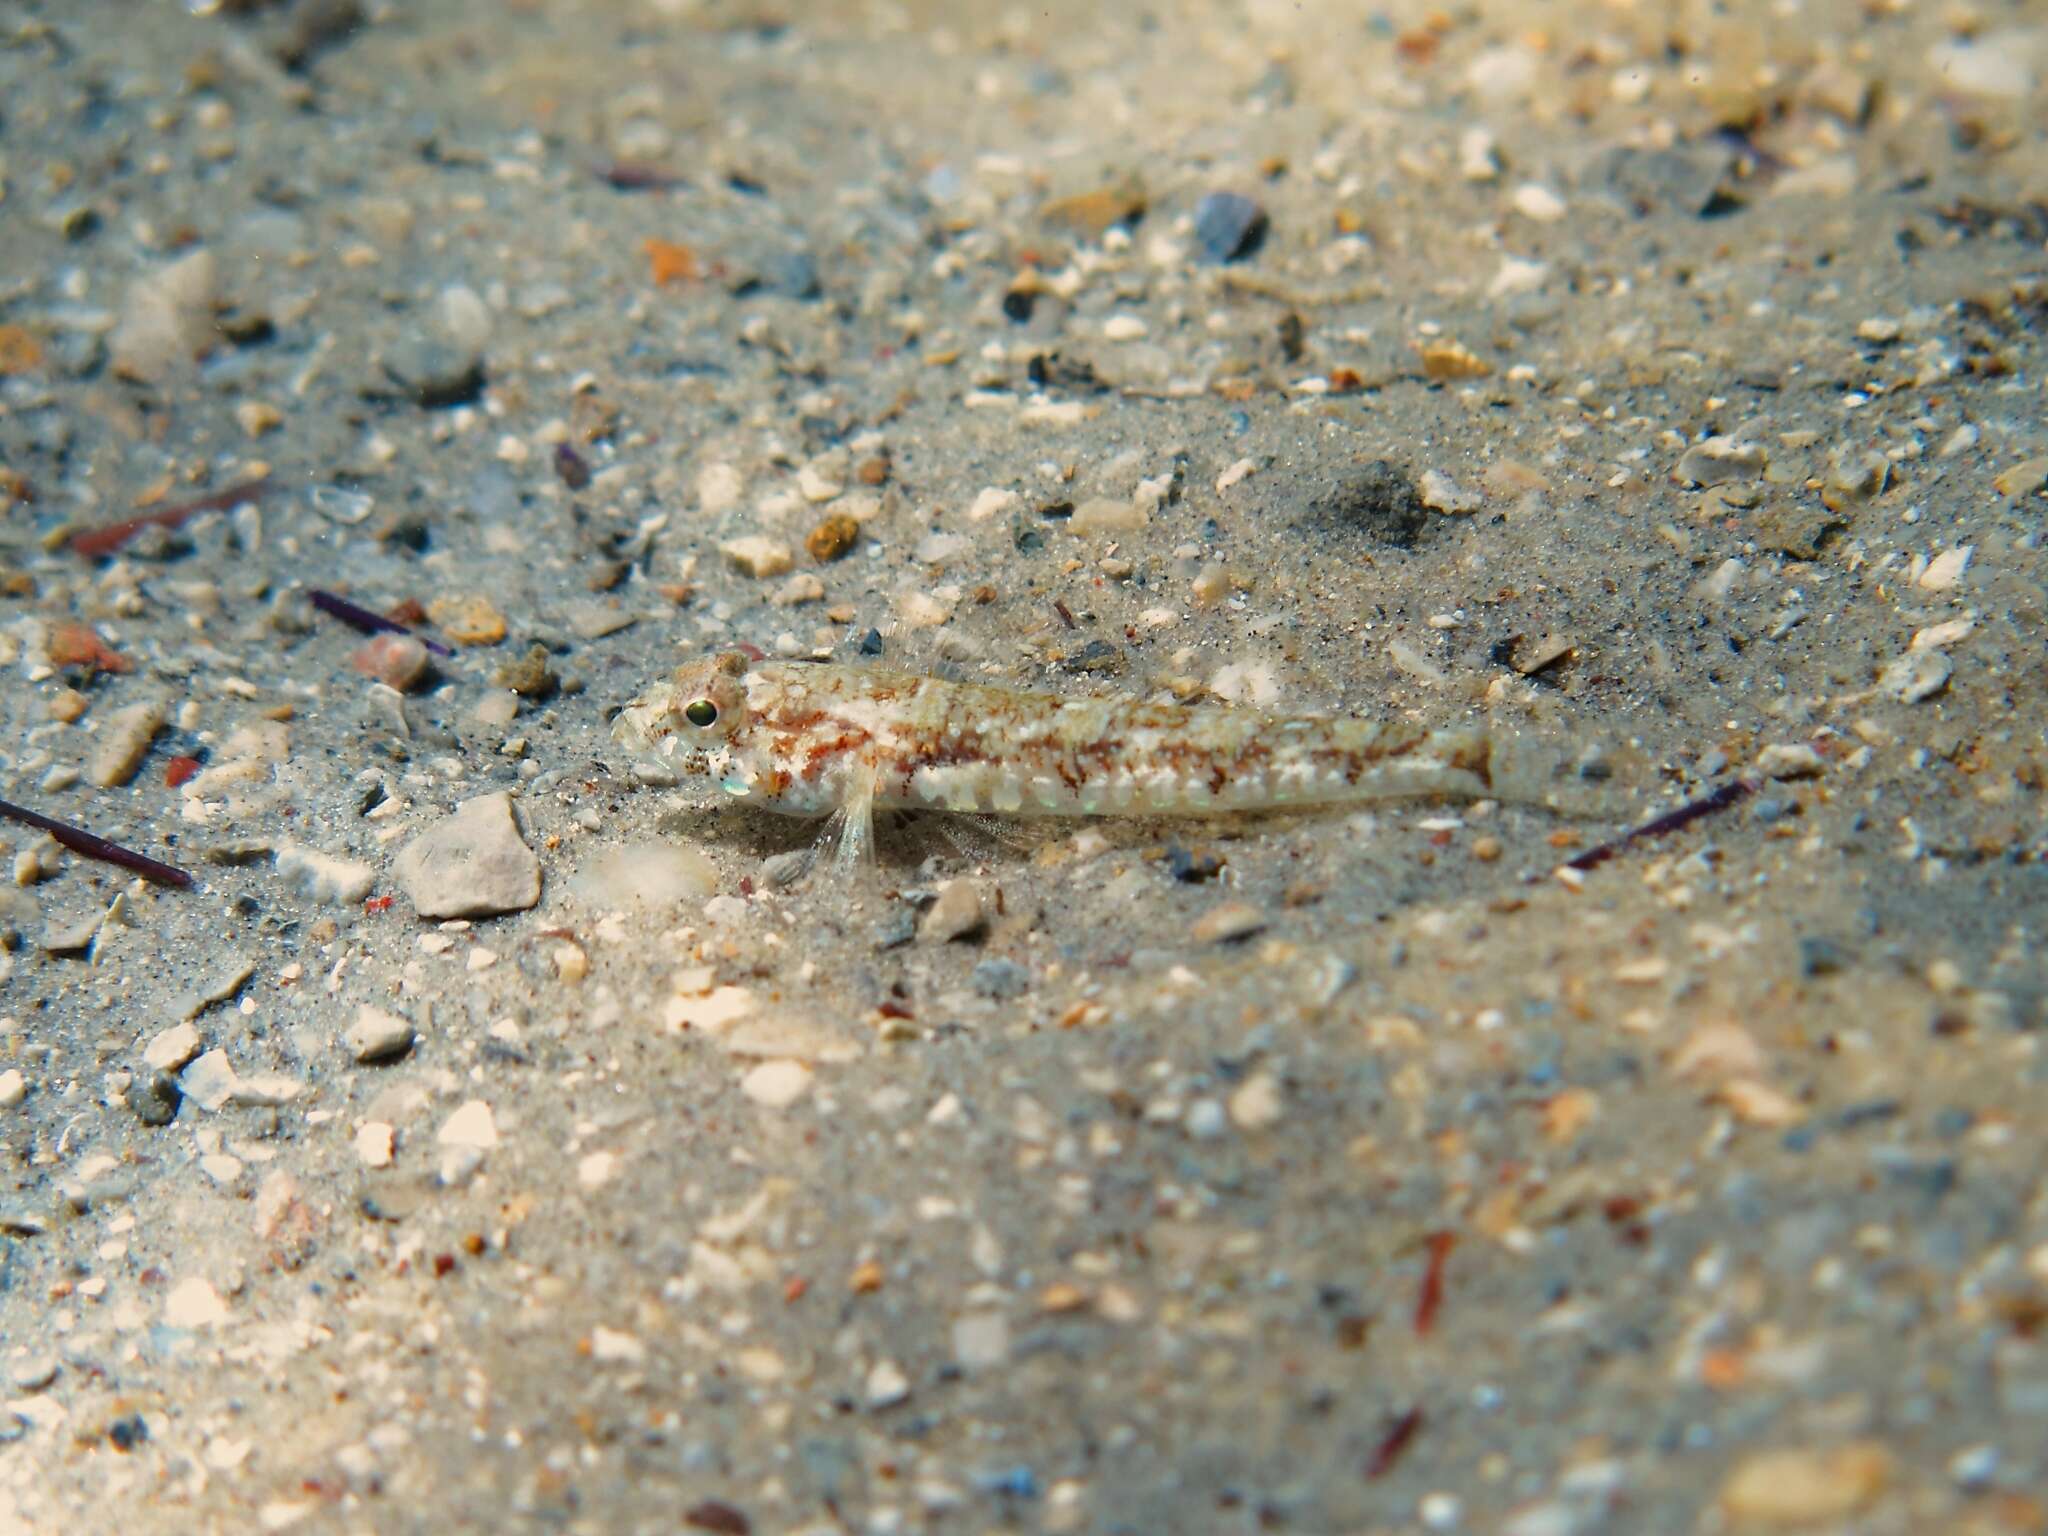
[683,698,719,728]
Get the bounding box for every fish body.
[615,654,1495,870]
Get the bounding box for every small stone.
[968,487,1021,522]
[344,1005,415,1064]
[1854,316,1901,344]
[1190,900,1267,945]
[393,792,541,919]
[864,1359,911,1409]
[426,594,507,646]
[1879,650,1951,704]
[231,1073,304,1108]
[350,633,429,691]
[163,1276,229,1330]
[1419,340,1491,381]
[1069,496,1146,534]
[805,514,860,563]
[1917,545,1972,592]
[275,843,376,906]
[1754,504,1845,561]
[741,1059,814,1109]
[492,644,558,698]
[918,879,986,943]
[469,691,520,729]
[1717,1443,1889,1525]
[951,1312,1011,1371]
[1993,457,2048,500]
[0,1069,25,1109]
[1674,437,1767,488]
[1821,450,1888,512]
[1184,1099,1228,1140]
[1929,35,2037,100]
[128,1070,181,1126]
[438,1099,497,1150]
[10,1356,57,1393]
[353,1122,394,1168]
[234,399,284,438]
[1194,191,1268,263]
[1228,1071,1283,1131]
[89,700,165,788]
[1102,313,1148,341]
[771,573,825,606]
[110,248,218,383]
[1419,468,1480,514]
[720,536,795,578]
[1040,182,1146,239]
[797,462,843,503]
[1755,744,1824,780]
[144,1021,204,1073]
[178,1050,240,1113]
[1510,183,1567,221]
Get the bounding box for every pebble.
[1102,313,1148,341]
[1992,457,2048,500]
[344,1005,415,1064]
[493,644,558,698]
[144,1021,204,1073]
[275,843,376,906]
[1916,545,1972,592]
[1184,1099,1228,1140]
[1879,650,1950,704]
[1510,183,1567,221]
[10,1356,57,1393]
[394,792,542,919]
[1821,450,1888,511]
[565,600,635,639]
[0,1069,24,1109]
[89,700,165,788]
[438,1099,497,1152]
[720,535,795,578]
[1193,191,1267,263]
[804,514,860,563]
[740,1059,813,1109]
[353,1122,395,1168]
[351,633,430,691]
[1069,497,1145,534]
[1419,469,1480,514]
[110,248,218,382]
[178,1050,241,1113]
[1929,35,2037,99]
[1674,437,1766,488]
[1755,744,1824,780]
[1717,1443,1889,1525]
[864,1359,911,1409]
[1189,900,1268,945]
[1754,504,1844,561]
[918,879,987,943]
[968,487,1021,522]
[163,1276,229,1330]
[426,595,507,646]
[1228,1071,1283,1131]
[128,1071,181,1126]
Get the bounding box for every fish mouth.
[610,694,674,750]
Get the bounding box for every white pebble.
[967,487,1021,522]
[0,1068,25,1109]
[353,1122,395,1168]
[1511,183,1567,222]
[437,1099,498,1150]
[144,1021,205,1073]
[163,1276,229,1329]
[741,1058,814,1109]
[1102,314,1148,341]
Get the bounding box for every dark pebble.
[970,957,1030,999]
[858,628,885,656]
[683,1499,751,1535]
[1167,845,1225,883]
[1194,191,1268,263]
[1798,936,1849,977]
[873,910,917,951]
[1058,638,1124,675]
[1870,1146,1956,1201]
[1002,288,1037,324]
[1932,1106,1975,1138]
[128,1070,181,1127]
[107,1414,148,1451]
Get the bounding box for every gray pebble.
[1194,191,1267,263]
[393,792,541,919]
[970,957,1030,999]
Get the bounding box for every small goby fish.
[612,654,1496,873]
